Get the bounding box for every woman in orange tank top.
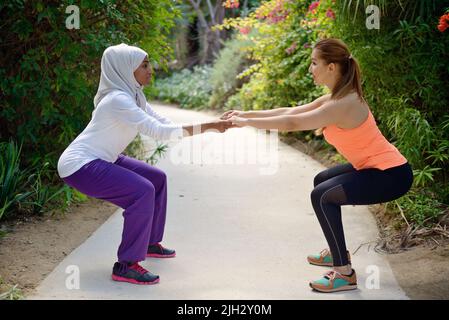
[221,38,413,293]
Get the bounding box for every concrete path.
[28,102,408,299]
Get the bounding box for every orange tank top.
[322,109,407,170]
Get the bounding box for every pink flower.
[239,26,251,35]
[326,8,335,19]
[285,42,298,54]
[266,0,289,24]
[308,1,320,12]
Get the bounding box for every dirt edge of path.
[0,198,117,299]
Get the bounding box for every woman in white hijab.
[57,43,232,285]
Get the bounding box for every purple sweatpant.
[62,154,168,263]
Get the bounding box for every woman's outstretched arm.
[220,94,331,119]
[229,99,342,132]
[182,120,234,137]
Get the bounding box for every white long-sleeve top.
[57,90,183,178]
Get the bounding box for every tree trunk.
[188,0,226,65]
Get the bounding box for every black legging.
[310,162,413,266]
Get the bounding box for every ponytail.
[314,38,364,100]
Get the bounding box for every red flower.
[438,13,449,32]
[308,1,320,12]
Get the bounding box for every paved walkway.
[28,102,407,299]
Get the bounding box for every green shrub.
[0,1,179,164]
[151,65,213,109]
[0,1,179,220]
[218,0,333,111]
[390,190,445,227]
[209,36,253,109]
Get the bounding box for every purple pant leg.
[62,158,155,263]
[114,154,168,244]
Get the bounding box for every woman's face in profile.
[134,56,153,86]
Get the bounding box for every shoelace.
[324,270,352,281]
[129,263,149,275]
[324,270,337,280]
[320,248,330,257]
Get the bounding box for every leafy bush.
[0,1,179,221]
[218,0,335,111]
[150,35,253,110]
[151,65,213,109]
[0,1,179,164]
[209,36,253,109]
[390,190,445,227]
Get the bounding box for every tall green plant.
[338,0,441,22]
[0,141,33,220]
[25,162,68,215]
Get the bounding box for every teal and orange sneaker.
[309,269,357,293]
[307,248,351,267]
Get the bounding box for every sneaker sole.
[307,259,334,267]
[309,283,357,293]
[146,253,176,258]
[111,274,160,285]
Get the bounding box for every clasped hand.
[205,110,248,133]
[219,110,248,128]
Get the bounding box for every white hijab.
[93,43,148,109]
